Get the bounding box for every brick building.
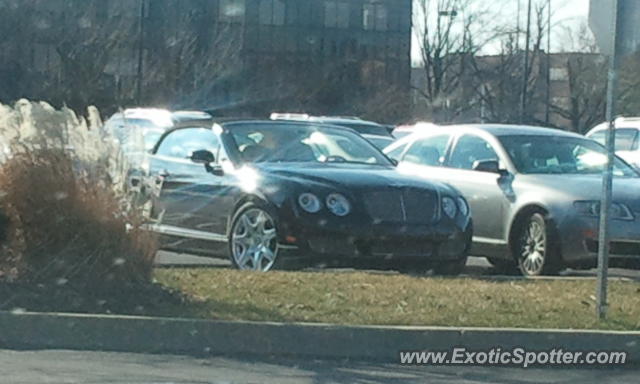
[0,0,412,121]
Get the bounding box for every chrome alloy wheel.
[231,208,278,271]
[519,218,546,276]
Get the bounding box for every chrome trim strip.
[473,236,508,245]
[399,194,407,222]
[277,244,299,250]
[145,224,228,242]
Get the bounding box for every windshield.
[143,130,164,151]
[500,135,638,177]
[226,123,391,165]
[588,128,639,151]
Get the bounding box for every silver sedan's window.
[449,135,499,170]
[500,135,637,177]
[403,134,451,166]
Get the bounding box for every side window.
[156,128,220,161]
[402,134,451,166]
[449,135,499,170]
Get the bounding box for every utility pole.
[545,0,551,124]
[136,0,146,105]
[597,0,624,321]
[519,0,532,123]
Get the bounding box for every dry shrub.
[0,100,157,288]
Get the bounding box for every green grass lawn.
[155,268,640,331]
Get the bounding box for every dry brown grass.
[0,149,156,286]
[156,269,640,330]
[0,100,157,289]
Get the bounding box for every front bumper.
[277,215,472,261]
[557,215,640,265]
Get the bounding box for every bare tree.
[546,24,607,133]
[617,52,640,117]
[143,4,245,110]
[0,0,134,111]
[54,1,134,111]
[469,1,550,124]
[550,54,607,133]
[412,0,504,121]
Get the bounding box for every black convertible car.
[142,119,472,273]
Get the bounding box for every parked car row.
[105,108,640,276]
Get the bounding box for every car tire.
[513,212,562,276]
[228,202,289,272]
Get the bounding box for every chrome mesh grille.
[363,189,438,224]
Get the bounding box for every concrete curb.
[1,311,639,363]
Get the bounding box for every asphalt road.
[155,251,640,280]
[1,349,637,384]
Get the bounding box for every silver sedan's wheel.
[516,213,560,276]
[521,219,545,274]
[231,207,278,271]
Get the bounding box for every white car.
[392,122,439,139]
[586,118,640,169]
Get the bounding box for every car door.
[443,134,509,249]
[149,127,228,236]
[396,133,509,255]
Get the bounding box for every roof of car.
[162,118,363,133]
[171,110,213,123]
[469,124,580,137]
[310,117,383,126]
[588,118,640,133]
[410,124,583,138]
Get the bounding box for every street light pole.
[597,0,623,321]
[545,0,551,124]
[519,0,532,123]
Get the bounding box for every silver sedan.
[384,124,640,276]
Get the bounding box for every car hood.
[517,174,640,211]
[254,163,454,194]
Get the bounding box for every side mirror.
[189,149,215,165]
[473,159,507,175]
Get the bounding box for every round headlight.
[298,193,321,213]
[442,196,457,219]
[326,193,351,217]
[457,196,469,217]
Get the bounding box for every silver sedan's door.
[443,134,511,251]
[396,133,510,256]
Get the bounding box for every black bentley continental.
[142,119,473,273]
